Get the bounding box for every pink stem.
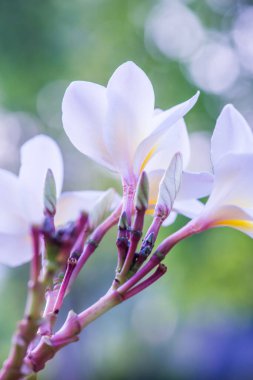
[31,227,41,283]
[39,285,60,336]
[69,204,122,288]
[118,219,201,294]
[144,214,164,243]
[52,258,78,314]
[24,291,124,374]
[119,208,145,279]
[123,264,167,300]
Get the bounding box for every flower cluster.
[0,61,252,379]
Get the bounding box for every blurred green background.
[1,0,253,379]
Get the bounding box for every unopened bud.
[89,188,120,229]
[155,153,182,217]
[44,169,57,215]
[134,171,149,211]
[118,211,128,230]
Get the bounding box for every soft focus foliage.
[1,1,253,379]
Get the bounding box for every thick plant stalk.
[69,203,122,287]
[0,230,55,380]
[23,290,124,376]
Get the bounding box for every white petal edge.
[133,91,199,176]
[144,119,191,172]
[0,169,27,233]
[211,104,253,167]
[104,61,155,179]
[177,171,214,200]
[19,135,64,224]
[0,232,33,266]
[62,81,115,172]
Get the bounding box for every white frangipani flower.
[62,61,199,185]
[146,120,213,225]
[194,104,253,237]
[0,135,119,266]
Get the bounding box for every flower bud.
[155,153,182,218]
[134,171,149,211]
[44,169,57,216]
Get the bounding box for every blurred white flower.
[146,0,205,61]
[0,135,119,266]
[232,6,253,76]
[188,40,240,94]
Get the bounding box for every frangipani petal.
[178,171,214,200]
[162,211,178,226]
[144,119,191,172]
[204,153,253,215]
[55,190,110,226]
[19,135,64,224]
[0,169,27,233]
[187,132,212,173]
[105,61,155,179]
[62,81,115,171]
[211,104,253,167]
[89,188,121,229]
[0,232,33,266]
[174,199,205,219]
[55,189,120,228]
[206,205,253,238]
[148,169,163,211]
[133,92,199,176]
[148,169,213,208]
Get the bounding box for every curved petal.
[0,169,27,233]
[162,211,178,226]
[55,190,109,226]
[62,81,115,171]
[133,92,199,176]
[144,119,191,172]
[211,104,253,167]
[207,205,253,238]
[205,153,253,215]
[174,199,205,219]
[19,135,64,224]
[187,131,212,173]
[104,62,155,180]
[177,171,214,200]
[89,188,121,229]
[55,189,120,228]
[0,232,33,266]
[147,169,164,211]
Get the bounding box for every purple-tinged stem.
[0,252,55,380]
[52,258,78,314]
[23,291,124,375]
[30,227,41,284]
[145,214,164,244]
[118,219,201,295]
[116,212,129,274]
[52,221,90,313]
[69,204,122,288]
[39,282,61,336]
[123,264,167,300]
[155,218,203,255]
[117,208,145,281]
